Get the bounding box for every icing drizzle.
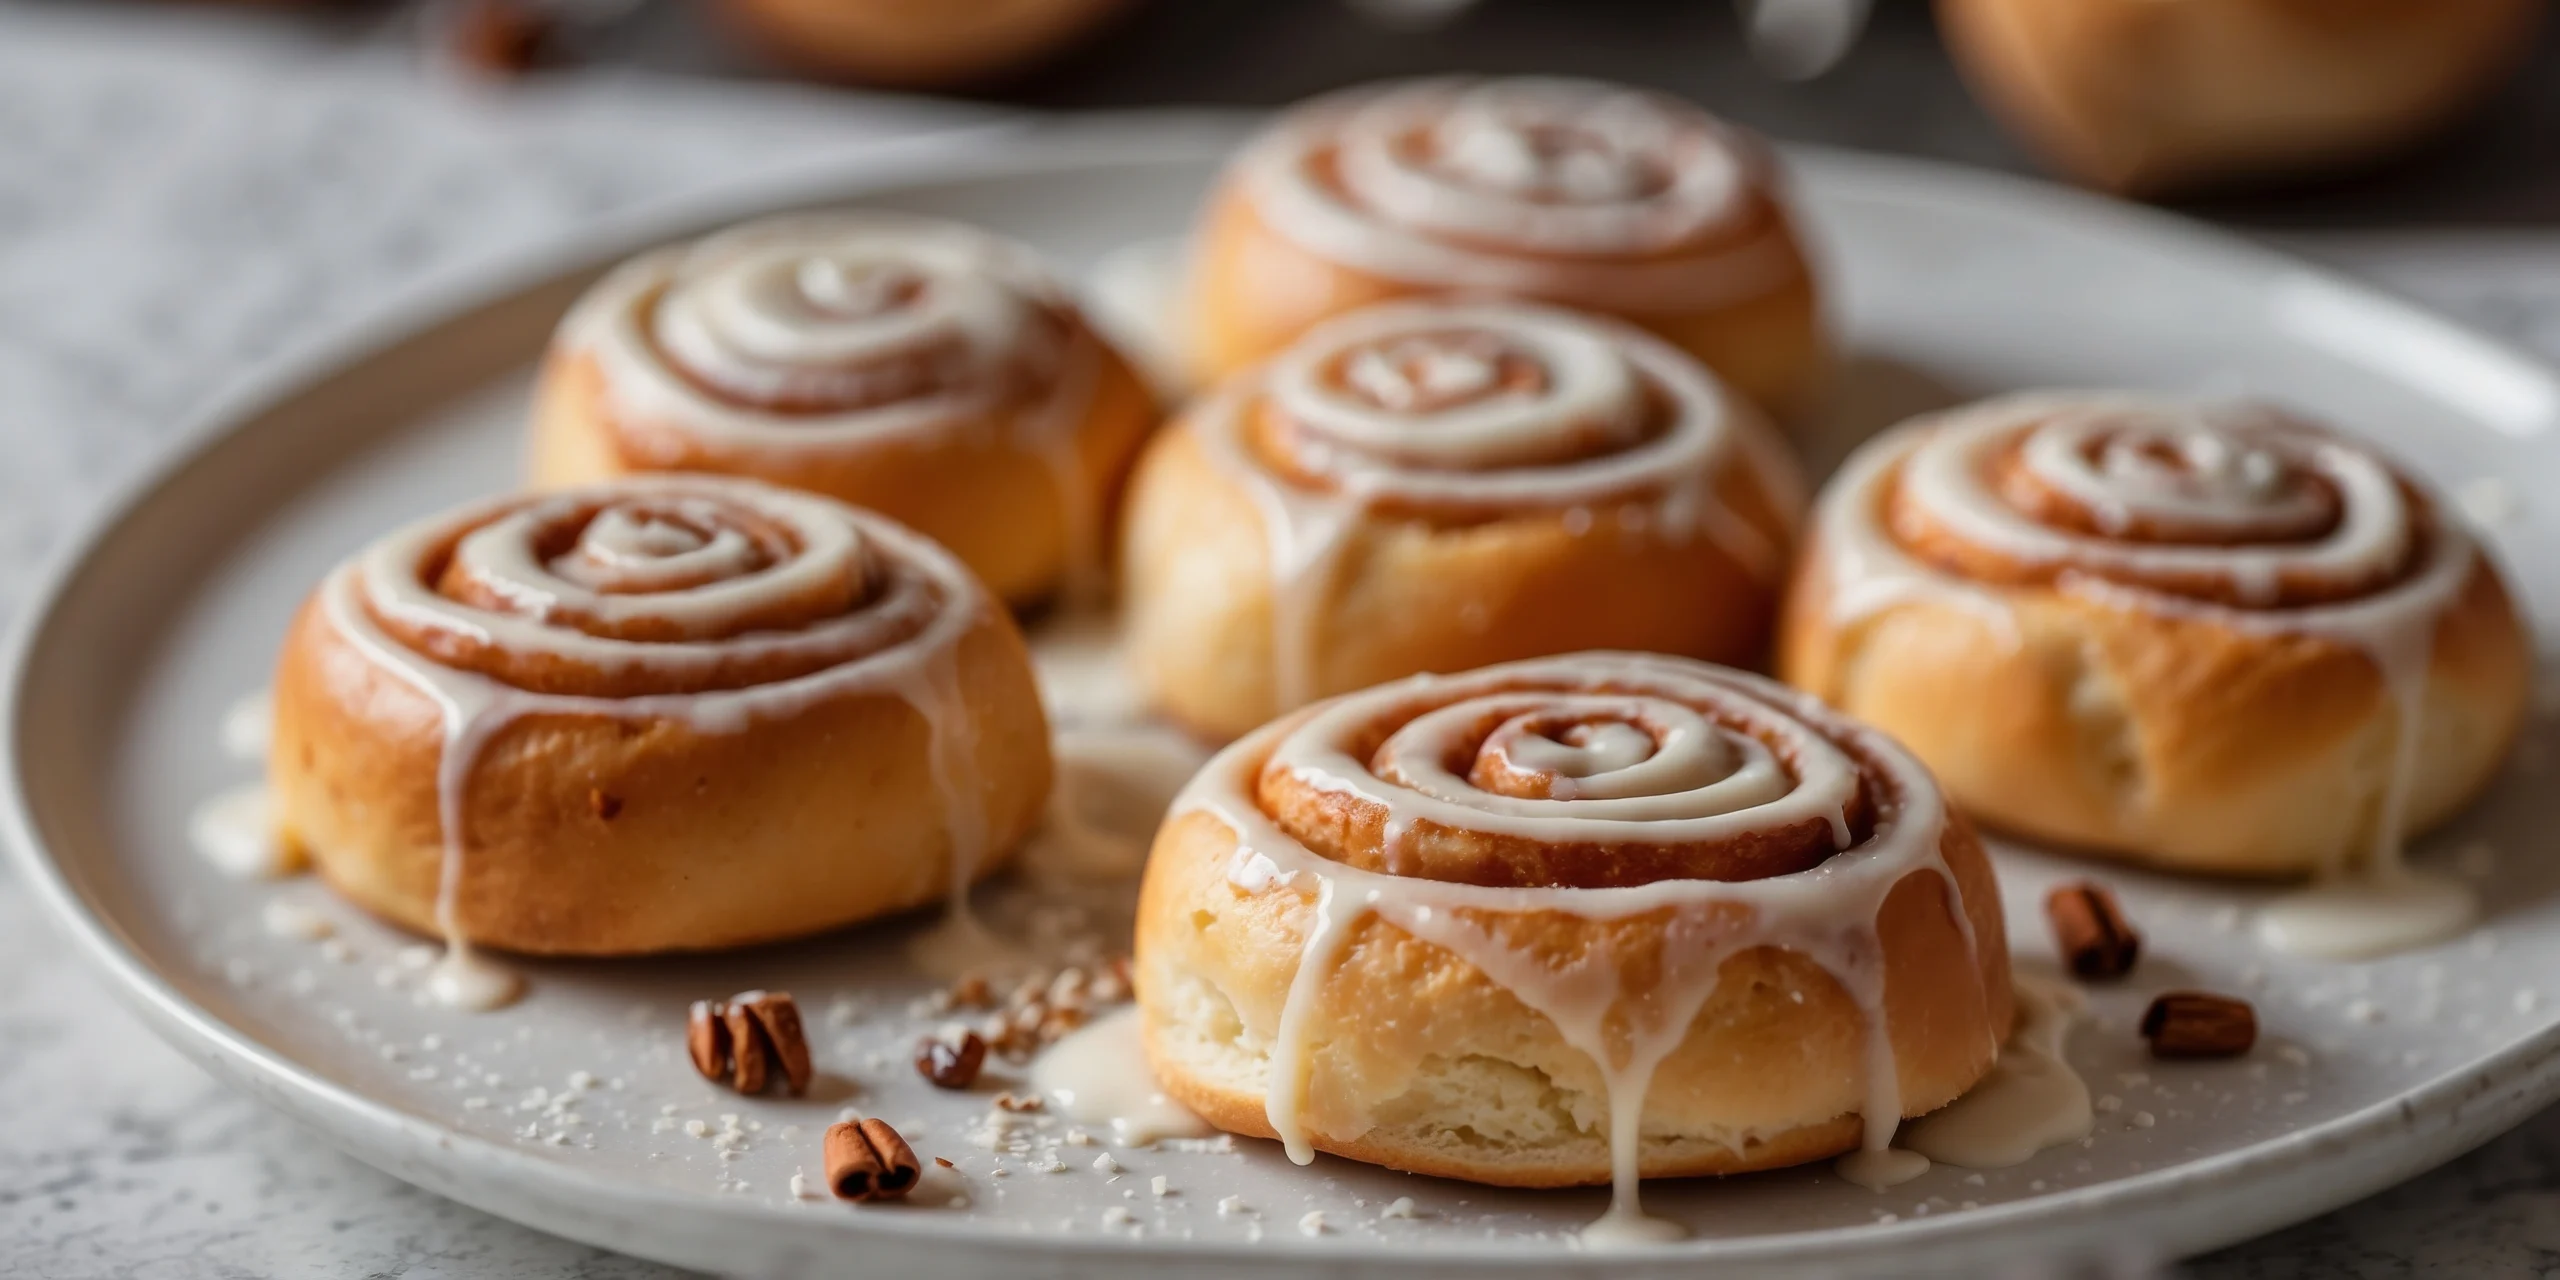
[318,476,993,1008]
[1188,299,1803,710]
[561,212,1112,593]
[1173,652,1998,1242]
[1237,77,1802,311]
[1812,394,2483,953]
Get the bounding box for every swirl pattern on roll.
[1210,298,1798,537]
[1192,299,1799,708]
[1238,77,1800,309]
[356,481,967,702]
[564,212,1085,452]
[1183,652,1985,1229]
[1819,394,2475,628]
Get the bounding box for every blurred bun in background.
[720,0,1130,87]
[1937,0,2543,196]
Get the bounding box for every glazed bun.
[1120,298,1804,742]
[1779,393,2529,876]
[531,211,1156,607]
[1189,76,1825,413]
[1135,652,2012,1192]
[1938,0,2542,195]
[269,476,1051,955]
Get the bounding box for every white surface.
[13,113,2560,1277]
[5,9,2560,1280]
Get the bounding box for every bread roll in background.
[721,0,1129,88]
[1937,0,2543,197]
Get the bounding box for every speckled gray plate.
[8,118,2560,1279]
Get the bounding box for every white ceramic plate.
[9,119,2560,1279]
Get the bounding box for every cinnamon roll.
[268,476,1051,958]
[1190,76,1825,413]
[1780,393,2529,876]
[1120,298,1804,742]
[531,212,1157,606]
[1938,0,2541,197]
[1134,653,2011,1216]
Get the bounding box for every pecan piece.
[687,990,813,1095]
[447,0,558,74]
[2142,991,2257,1058]
[825,1118,921,1202]
[916,1031,988,1090]
[2046,881,2142,981]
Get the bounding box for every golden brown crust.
[527,321,1158,609]
[1133,797,2012,1186]
[1779,533,2530,875]
[268,592,1052,955]
[1119,416,1796,744]
[717,0,1130,88]
[1937,0,2542,196]
[1188,184,1826,417]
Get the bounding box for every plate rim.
[8,113,2560,1274]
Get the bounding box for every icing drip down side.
[1171,652,2001,1243]
[320,477,991,1009]
[1810,394,2484,957]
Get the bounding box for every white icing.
[1899,975,2091,1169]
[1237,77,1801,311]
[1032,1006,1215,1145]
[560,211,1113,594]
[1813,394,2484,953]
[428,942,523,1013]
[1189,300,1802,710]
[1178,652,1993,1240]
[320,475,991,1011]
[1833,1147,1929,1192]
[220,687,272,762]
[2257,869,2479,960]
[191,783,299,880]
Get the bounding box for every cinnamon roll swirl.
[1134,653,2010,1220]
[1780,393,2529,876]
[269,476,1051,957]
[1120,298,1804,742]
[531,212,1157,606]
[1190,76,1824,412]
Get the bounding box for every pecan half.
[2141,991,2257,1058]
[686,1000,729,1081]
[739,991,813,1095]
[725,1002,773,1094]
[826,1118,921,1202]
[2046,881,2142,981]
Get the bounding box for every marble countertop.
[3,5,2558,1276]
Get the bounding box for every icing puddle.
[2259,867,2478,960]
[1897,976,2093,1171]
[1032,1007,1215,1146]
